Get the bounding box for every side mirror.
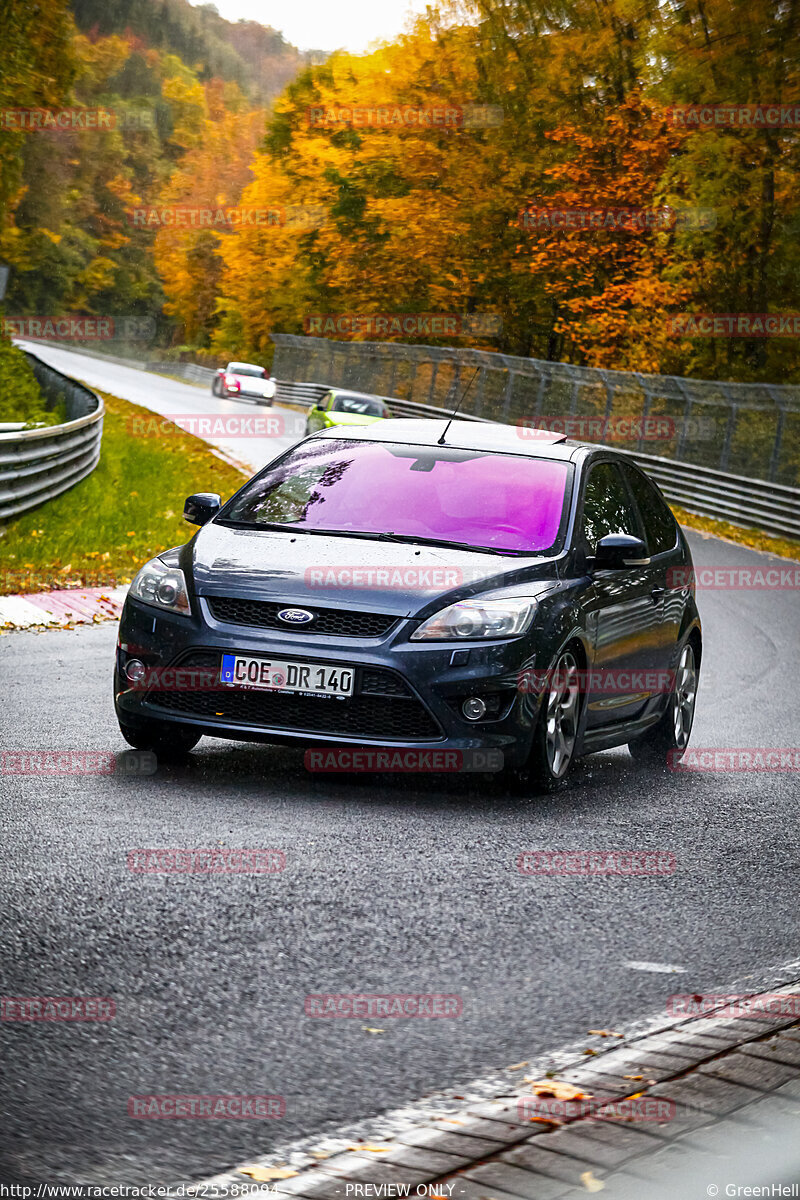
[593,533,650,570]
[184,492,221,526]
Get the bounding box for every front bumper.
[115,595,546,769]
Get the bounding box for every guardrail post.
[501,369,515,421]
[768,403,786,482]
[719,404,738,472]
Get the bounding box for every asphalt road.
[13,340,306,472]
[1,514,799,1184]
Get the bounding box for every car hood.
[231,374,270,390]
[190,522,558,617]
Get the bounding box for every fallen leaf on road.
[362,1026,384,1033]
[580,1171,605,1192]
[350,1146,391,1153]
[623,1075,644,1080]
[583,1048,598,1056]
[587,1030,624,1038]
[507,1061,529,1070]
[239,1167,298,1181]
[523,1080,591,1099]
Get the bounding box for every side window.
[580,461,640,551]
[322,392,334,411]
[622,465,677,555]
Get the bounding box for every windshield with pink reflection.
[223,439,572,555]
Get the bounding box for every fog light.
[462,696,487,721]
[125,658,147,684]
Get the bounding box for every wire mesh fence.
[271,334,800,487]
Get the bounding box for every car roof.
[314,417,584,460]
[227,361,262,371]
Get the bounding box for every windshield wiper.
[217,520,319,533]
[218,520,533,555]
[322,529,531,556]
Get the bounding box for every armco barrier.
[146,361,218,385]
[0,350,104,521]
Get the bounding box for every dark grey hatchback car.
[114,418,701,789]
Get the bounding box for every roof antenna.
[437,366,480,445]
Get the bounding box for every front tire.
[512,649,581,793]
[118,716,201,762]
[628,640,698,766]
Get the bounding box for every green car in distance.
[305,389,393,435]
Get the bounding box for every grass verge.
[671,505,800,562]
[0,391,247,595]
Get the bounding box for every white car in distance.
[211,361,276,404]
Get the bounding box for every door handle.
[650,586,666,601]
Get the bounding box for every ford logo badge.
[277,607,315,625]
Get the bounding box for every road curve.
[13,340,306,473]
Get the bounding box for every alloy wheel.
[545,651,580,778]
[673,642,697,749]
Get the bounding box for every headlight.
[129,557,192,617]
[410,597,537,641]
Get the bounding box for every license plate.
[220,654,354,697]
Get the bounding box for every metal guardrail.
[274,380,800,540]
[0,350,104,521]
[147,361,218,385]
[272,334,800,489]
[274,380,330,406]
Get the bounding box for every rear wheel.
[211,377,220,396]
[628,640,698,766]
[118,716,201,762]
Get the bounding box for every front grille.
[206,596,398,639]
[146,652,441,742]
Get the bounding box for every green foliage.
[0,339,62,426]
